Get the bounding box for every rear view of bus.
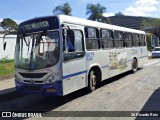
[14,16,63,96]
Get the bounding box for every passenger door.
[62,29,87,95]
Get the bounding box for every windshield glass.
[154,48,160,51]
[15,31,59,70]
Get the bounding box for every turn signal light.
[47,88,56,92]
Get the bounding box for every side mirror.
[63,29,67,36]
[3,42,7,51]
[63,29,68,52]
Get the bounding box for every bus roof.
[19,15,145,34]
[58,15,145,34]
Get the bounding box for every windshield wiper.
[29,32,43,70]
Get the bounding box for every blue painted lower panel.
[15,80,63,96]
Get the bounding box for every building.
[109,15,144,30]
[109,15,160,47]
[0,33,16,59]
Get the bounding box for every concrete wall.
[0,34,16,59]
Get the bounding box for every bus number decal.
[86,52,94,61]
[131,49,137,55]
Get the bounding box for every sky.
[0,0,160,24]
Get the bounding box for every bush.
[147,47,154,52]
[0,58,14,76]
[0,57,14,63]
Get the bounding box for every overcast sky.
[0,0,160,23]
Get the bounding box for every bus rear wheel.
[87,70,97,92]
[132,59,138,73]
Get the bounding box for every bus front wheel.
[132,59,138,73]
[87,70,97,92]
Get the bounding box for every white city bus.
[14,15,148,96]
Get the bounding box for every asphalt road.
[1,58,160,120]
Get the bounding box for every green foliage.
[0,58,14,63]
[146,33,152,48]
[142,17,160,27]
[148,47,154,52]
[0,59,14,76]
[53,3,72,16]
[0,18,18,32]
[86,3,110,23]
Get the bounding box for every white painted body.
[0,34,16,59]
[59,15,148,95]
[14,15,148,96]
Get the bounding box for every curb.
[0,74,17,102]
[0,74,14,80]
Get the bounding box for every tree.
[115,12,124,16]
[53,3,72,16]
[86,3,110,23]
[0,18,18,33]
[146,33,152,48]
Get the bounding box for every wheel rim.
[133,60,137,71]
[91,71,96,88]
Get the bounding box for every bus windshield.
[15,31,59,70]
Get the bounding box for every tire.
[87,70,97,92]
[132,59,138,73]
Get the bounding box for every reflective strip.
[101,65,109,69]
[63,70,87,79]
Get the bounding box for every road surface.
[0,58,160,120]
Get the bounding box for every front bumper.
[15,80,63,96]
[152,55,160,58]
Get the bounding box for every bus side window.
[114,31,124,48]
[133,34,140,46]
[101,29,114,49]
[67,30,75,52]
[139,34,146,46]
[63,30,84,61]
[85,27,100,50]
[124,32,133,47]
[63,29,76,53]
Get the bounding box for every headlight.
[15,75,23,83]
[45,75,56,84]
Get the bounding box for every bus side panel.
[113,48,131,75]
[62,57,87,95]
[107,48,133,77]
[139,46,148,67]
[100,50,110,80]
[86,50,110,81]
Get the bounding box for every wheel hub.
[92,75,96,86]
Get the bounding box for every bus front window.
[15,31,59,70]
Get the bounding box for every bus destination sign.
[24,21,49,31]
[18,16,59,34]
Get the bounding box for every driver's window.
[67,30,75,52]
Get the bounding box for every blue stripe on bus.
[63,70,87,79]
[139,55,148,59]
[101,65,109,69]
[128,59,132,62]
[128,55,148,62]
[63,56,148,79]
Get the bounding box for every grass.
[0,59,14,76]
